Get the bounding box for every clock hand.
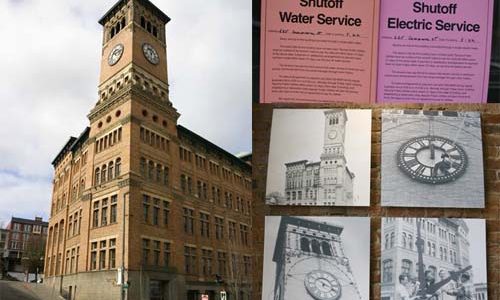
[430,139,435,160]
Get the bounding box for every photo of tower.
[262,216,370,300]
[265,109,371,206]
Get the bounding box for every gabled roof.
[98,0,171,25]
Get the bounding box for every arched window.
[121,18,125,28]
[408,235,413,250]
[382,259,393,283]
[156,164,162,181]
[311,239,321,255]
[401,259,412,275]
[141,16,145,28]
[79,179,85,196]
[140,157,146,176]
[402,232,407,248]
[148,161,154,179]
[115,158,121,177]
[385,234,389,250]
[147,21,152,33]
[153,26,158,37]
[428,241,432,255]
[108,161,114,181]
[101,164,107,183]
[321,241,332,256]
[95,168,100,185]
[300,237,310,252]
[390,232,395,248]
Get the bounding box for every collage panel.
[381,217,487,300]
[381,110,485,208]
[265,109,372,206]
[262,216,370,300]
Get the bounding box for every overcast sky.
[262,216,370,300]
[0,0,251,225]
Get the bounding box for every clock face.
[142,43,159,65]
[108,44,124,66]
[304,270,341,300]
[328,130,337,140]
[397,135,468,184]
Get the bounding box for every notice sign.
[260,0,380,103]
[377,0,494,103]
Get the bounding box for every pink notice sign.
[260,0,379,104]
[377,0,494,103]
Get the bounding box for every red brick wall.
[252,103,500,300]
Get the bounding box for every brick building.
[43,0,253,299]
[3,216,48,272]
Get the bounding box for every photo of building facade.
[262,216,369,300]
[265,109,371,206]
[43,0,253,299]
[381,110,485,208]
[381,218,487,300]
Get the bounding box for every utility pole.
[121,192,129,300]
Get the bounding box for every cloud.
[0,0,251,225]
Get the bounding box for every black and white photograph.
[261,216,370,300]
[265,109,372,206]
[381,218,487,300]
[381,110,485,208]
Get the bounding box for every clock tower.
[272,217,362,300]
[319,110,349,204]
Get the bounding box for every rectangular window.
[143,195,150,223]
[153,240,160,266]
[217,251,227,275]
[184,246,197,274]
[164,242,171,267]
[240,224,249,246]
[228,221,237,241]
[101,198,108,226]
[92,201,99,227]
[215,217,224,240]
[183,208,194,235]
[99,249,106,269]
[243,256,251,275]
[163,201,170,226]
[142,239,150,265]
[110,195,117,223]
[91,251,97,270]
[201,249,213,276]
[200,213,210,238]
[153,198,160,226]
[109,239,116,269]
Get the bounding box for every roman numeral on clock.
[406,159,419,168]
[415,165,426,175]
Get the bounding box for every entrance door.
[150,280,168,300]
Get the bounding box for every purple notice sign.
[377,0,493,103]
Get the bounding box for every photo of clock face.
[397,135,468,184]
[304,270,342,300]
[381,110,484,208]
[328,130,337,140]
[107,43,124,66]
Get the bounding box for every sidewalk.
[21,282,62,300]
